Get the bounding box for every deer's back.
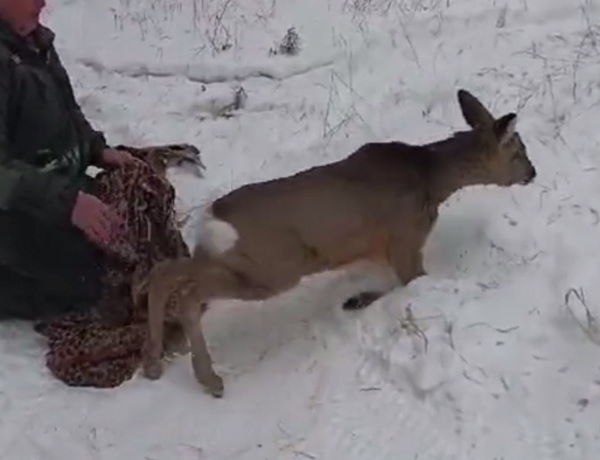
[211,142,431,225]
[209,143,433,272]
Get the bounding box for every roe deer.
[141,89,536,397]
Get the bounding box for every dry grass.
[112,0,239,55]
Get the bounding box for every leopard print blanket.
[34,144,203,388]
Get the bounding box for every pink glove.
[70,191,123,247]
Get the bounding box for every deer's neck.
[425,132,489,205]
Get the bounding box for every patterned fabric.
[34,144,202,388]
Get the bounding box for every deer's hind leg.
[176,261,277,397]
[142,259,187,380]
[142,264,172,380]
[178,294,223,397]
[163,321,189,356]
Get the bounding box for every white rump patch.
[194,209,239,256]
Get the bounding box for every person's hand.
[71,192,123,247]
[99,148,142,168]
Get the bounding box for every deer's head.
[457,89,536,186]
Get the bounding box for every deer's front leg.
[391,246,426,286]
[342,260,396,311]
[341,243,426,310]
[343,291,384,310]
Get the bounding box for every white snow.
[2,0,600,458]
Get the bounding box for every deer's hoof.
[142,359,163,380]
[201,372,224,398]
[343,291,382,310]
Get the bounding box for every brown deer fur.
[141,89,536,397]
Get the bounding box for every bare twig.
[360,386,382,392]
[294,451,317,460]
[564,287,600,346]
[205,0,234,55]
[465,322,520,334]
[445,320,455,350]
[462,370,484,386]
[400,305,429,352]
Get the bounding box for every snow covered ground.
[2,0,600,458]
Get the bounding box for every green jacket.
[0,20,106,227]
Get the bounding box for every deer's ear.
[494,113,517,144]
[457,89,495,130]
